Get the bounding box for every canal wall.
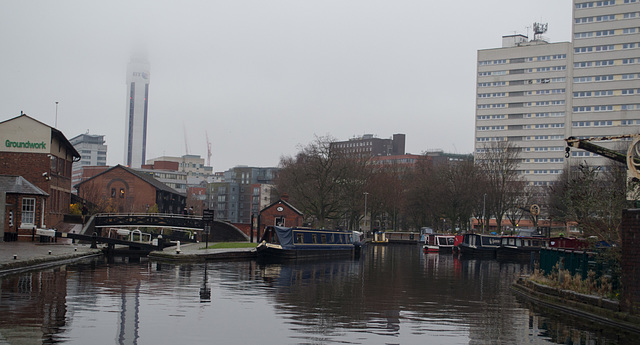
[512,277,640,334]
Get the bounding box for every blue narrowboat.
[496,236,547,261]
[256,226,356,260]
[458,233,501,258]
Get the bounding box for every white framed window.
[21,198,35,227]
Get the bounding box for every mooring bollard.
[48,250,52,255]
[176,240,181,254]
[13,255,17,260]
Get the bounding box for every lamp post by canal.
[482,193,487,234]
[363,192,369,238]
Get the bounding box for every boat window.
[296,233,304,244]
[483,236,500,246]
[312,234,318,244]
[321,235,327,244]
[447,237,455,245]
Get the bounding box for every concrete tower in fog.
[124,56,150,168]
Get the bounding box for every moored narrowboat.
[256,226,356,260]
[371,231,389,245]
[548,236,588,250]
[496,236,547,261]
[458,233,501,258]
[423,234,458,253]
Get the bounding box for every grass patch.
[203,242,256,249]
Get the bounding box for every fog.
[0,0,572,171]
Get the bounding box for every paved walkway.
[0,241,102,275]
[0,240,256,275]
[149,242,257,261]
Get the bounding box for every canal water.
[0,244,635,344]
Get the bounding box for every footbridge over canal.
[74,213,249,250]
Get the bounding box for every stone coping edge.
[512,276,640,334]
[0,252,103,277]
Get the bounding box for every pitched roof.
[0,114,80,159]
[261,198,303,215]
[119,165,184,195]
[75,164,184,196]
[0,175,49,196]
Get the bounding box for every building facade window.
[21,198,35,227]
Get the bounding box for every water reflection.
[0,246,634,344]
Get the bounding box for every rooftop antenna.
[533,22,548,41]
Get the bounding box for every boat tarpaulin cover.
[273,226,294,246]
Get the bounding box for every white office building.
[124,56,150,168]
[475,0,640,185]
[69,133,107,188]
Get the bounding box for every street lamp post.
[482,193,487,234]
[363,192,369,237]
[55,101,59,128]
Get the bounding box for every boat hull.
[496,246,541,261]
[256,243,355,261]
[458,244,497,258]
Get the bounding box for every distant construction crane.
[183,123,190,155]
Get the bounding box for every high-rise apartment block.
[475,0,640,185]
[124,57,150,168]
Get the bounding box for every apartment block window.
[111,188,116,198]
[22,198,35,226]
[120,188,125,198]
[595,60,614,66]
[575,61,593,68]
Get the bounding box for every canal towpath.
[0,240,256,275]
[0,242,102,275]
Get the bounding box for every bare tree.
[434,159,480,232]
[275,135,362,228]
[549,161,629,242]
[404,157,439,230]
[476,141,524,233]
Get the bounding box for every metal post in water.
[176,240,181,254]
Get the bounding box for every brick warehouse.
[0,114,80,239]
[75,164,185,214]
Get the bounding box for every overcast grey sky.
[1,0,572,171]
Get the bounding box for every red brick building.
[258,198,304,235]
[0,114,80,229]
[75,164,185,214]
[1,175,49,241]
